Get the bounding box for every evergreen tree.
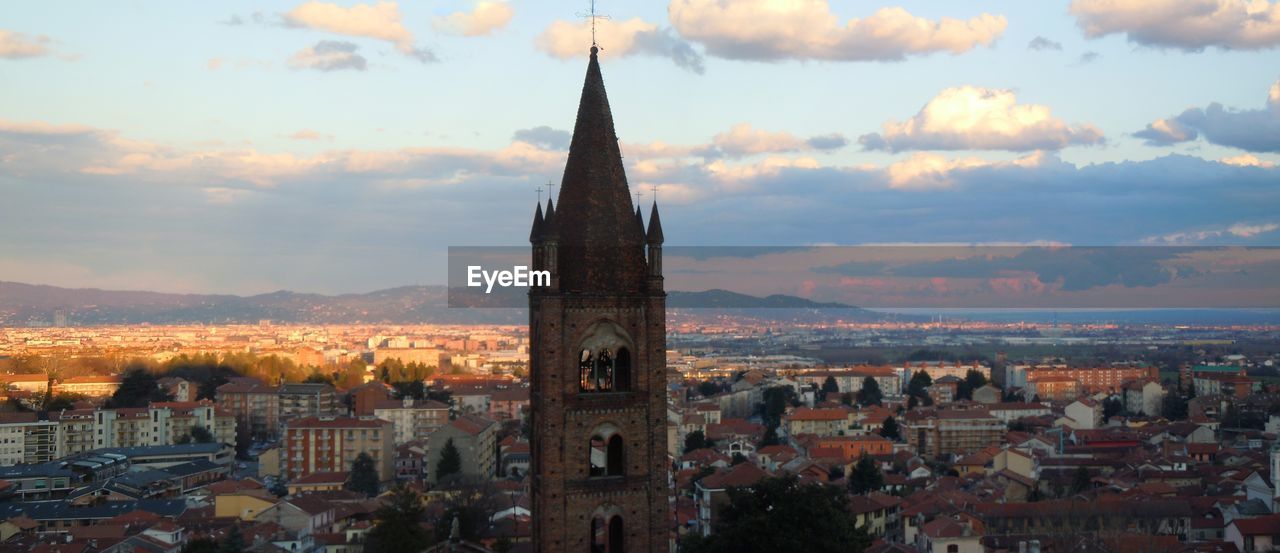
[348,452,380,497]
[879,416,901,441]
[1161,392,1189,420]
[106,368,170,408]
[1071,465,1091,494]
[681,475,871,553]
[180,539,218,553]
[217,526,245,553]
[906,371,933,400]
[820,376,840,401]
[366,486,431,553]
[684,430,711,454]
[190,425,214,443]
[856,377,882,407]
[436,438,463,481]
[847,454,884,495]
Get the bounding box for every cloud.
[884,151,1052,189]
[1069,0,1280,50]
[288,40,368,71]
[512,126,571,150]
[668,1,1006,61]
[287,129,331,140]
[709,123,846,158]
[202,187,254,205]
[207,58,224,70]
[1078,51,1101,63]
[0,30,52,59]
[1144,221,1280,244]
[536,17,705,74]
[433,1,513,37]
[859,86,1105,152]
[1136,78,1280,152]
[1221,153,1278,167]
[220,12,266,26]
[1028,36,1063,51]
[283,1,435,62]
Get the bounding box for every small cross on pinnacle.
[577,0,610,48]
[650,184,659,204]
[536,184,544,204]
[546,180,556,202]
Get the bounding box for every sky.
[2,0,1279,295]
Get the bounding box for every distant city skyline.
[3,1,1279,295]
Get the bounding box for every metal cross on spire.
[577,0,610,48]
[536,183,544,204]
[650,184,659,205]
[546,179,556,202]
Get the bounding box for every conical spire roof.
[647,202,664,244]
[529,202,544,243]
[551,47,647,293]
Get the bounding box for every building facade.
[283,416,394,484]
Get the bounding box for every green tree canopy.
[879,416,901,441]
[847,454,884,495]
[348,452,380,497]
[856,377,882,407]
[436,438,463,481]
[106,368,170,408]
[684,430,712,454]
[681,475,871,553]
[820,376,840,401]
[366,486,431,553]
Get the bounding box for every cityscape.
[5,1,1280,553]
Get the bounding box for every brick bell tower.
[528,45,668,553]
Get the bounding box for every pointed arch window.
[577,322,634,393]
[589,424,624,478]
[590,505,625,553]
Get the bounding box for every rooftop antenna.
[577,0,610,48]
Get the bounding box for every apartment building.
[283,416,395,484]
[792,367,903,397]
[426,414,498,484]
[216,379,338,441]
[52,375,123,397]
[372,398,450,445]
[906,409,1005,458]
[1026,365,1159,394]
[0,413,59,466]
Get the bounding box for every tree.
[681,475,871,553]
[348,452,380,497]
[180,538,218,553]
[303,371,334,385]
[684,430,712,454]
[1102,397,1125,422]
[698,380,721,398]
[365,486,431,553]
[820,376,840,401]
[106,368,170,408]
[847,454,884,495]
[436,438,463,481]
[1161,392,1189,421]
[879,416,901,441]
[43,392,84,412]
[759,386,795,431]
[731,452,747,465]
[392,380,426,400]
[190,425,214,444]
[906,371,933,400]
[964,369,988,392]
[758,425,781,448]
[217,526,245,553]
[855,377,882,407]
[1071,466,1091,494]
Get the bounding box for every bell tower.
[528,45,669,552]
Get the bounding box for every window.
[588,425,624,478]
[577,322,634,393]
[590,507,625,553]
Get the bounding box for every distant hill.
[0,281,888,326]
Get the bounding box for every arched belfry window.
[589,424,624,478]
[590,504,625,553]
[577,322,634,393]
